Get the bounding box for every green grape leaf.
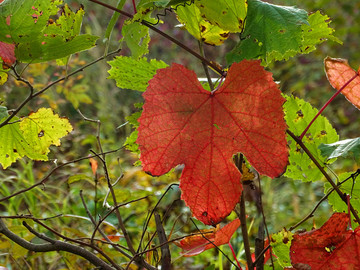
[226,0,308,65]
[300,11,342,54]
[0,108,72,169]
[0,1,98,63]
[121,9,157,59]
[284,95,339,182]
[0,117,44,169]
[324,172,360,214]
[270,229,293,268]
[176,3,230,45]
[19,108,73,156]
[319,138,360,161]
[108,56,168,91]
[196,0,247,33]
[124,106,143,154]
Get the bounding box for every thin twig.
[198,41,214,91]
[287,129,360,225]
[234,154,253,270]
[80,190,134,259]
[190,219,240,269]
[0,49,121,129]
[256,172,274,269]
[137,183,179,254]
[300,73,359,139]
[88,0,224,76]
[154,212,171,269]
[238,194,254,270]
[30,219,122,269]
[0,219,116,270]
[0,148,122,203]
[288,169,360,231]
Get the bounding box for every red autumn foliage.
[0,41,16,66]
[325,56,360,109]
[137,60,288,225]
[290,212,360,269]
[174,218,241,256]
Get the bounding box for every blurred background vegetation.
[0,0,359,269]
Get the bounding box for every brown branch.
[154,212,171,269]
[88,0,224,76]
[0,148,122,203]
[0,218,116,270]
[287,129,360,224]
[289,169,360,231]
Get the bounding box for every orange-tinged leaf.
[0,41,16,66]
[290,212,360,269]
[325,57,360,109]
[101,235,123,242]
[89,157,98,176]
[137,60,288,225]
[175,219,241,256]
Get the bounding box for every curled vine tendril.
[143,0,195,26]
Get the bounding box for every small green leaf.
[300,11,342,54]
[122,21,150,58]
[226,0,308,65]
[319,138,360,161]
[176,3,230,45]
[196,0,247,33]
[284,95,339,182]
[270,230,293,268]
[324,172,360,214]
[108,56,168,91]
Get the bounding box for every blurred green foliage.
[0,0,359,269]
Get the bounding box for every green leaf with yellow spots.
[0,108,72,169]
[300,11,342,54]
[176,3,230,45]
[196,0,247,33]
[284,95,338,182]
[0,0,98,63]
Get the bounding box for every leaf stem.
[300,73,359,140]
[228,242,243,270]
[287,129,360,225]
[198,41,214,91]
[88,0,225,76]
[131,0,137,14]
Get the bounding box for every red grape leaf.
[137,60,288,225]
[325,57,360,109]
[290,212,360,269]
[0,41,16,66]
[174,218,240,256]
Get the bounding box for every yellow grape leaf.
[176,3,229,46]
[20,108,72,156]
[0,117,45,169]
[241,162,256,183]
[0,108,72,169]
